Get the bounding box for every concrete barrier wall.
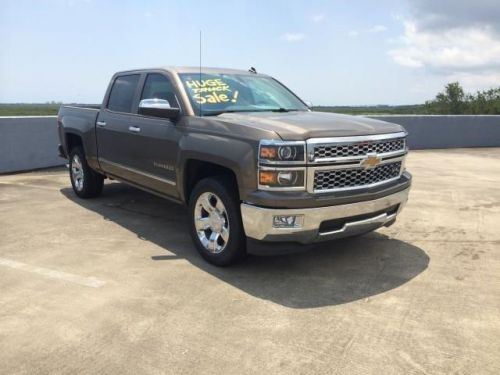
[1,115,499,174]
[369,115,500,149]
[0,116,62,174]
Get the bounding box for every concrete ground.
[0,148,499,375]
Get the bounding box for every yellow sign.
[185,79,239,105]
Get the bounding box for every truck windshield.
[179,73,308,116]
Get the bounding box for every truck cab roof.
[113,66,269,77]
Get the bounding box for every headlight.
[258,168,305,190]
[259,141,305,164]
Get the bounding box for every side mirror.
[139,99,180,120]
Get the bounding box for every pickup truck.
[58,66,411,266]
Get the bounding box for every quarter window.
[107,74,140,113]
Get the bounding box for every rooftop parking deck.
[0,148,499,374]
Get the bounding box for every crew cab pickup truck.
[58,67,411,266]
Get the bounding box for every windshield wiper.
[269,108,301,112]
[201,108,302,116]
[202,109,255,117]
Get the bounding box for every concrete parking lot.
[0,148,499,374]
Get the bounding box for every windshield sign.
[179,73,308,116]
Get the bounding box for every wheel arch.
[182,159,239,204]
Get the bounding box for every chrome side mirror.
[139,98,180,119]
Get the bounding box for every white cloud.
[281,33,306,42]
[449,71,500,92]
[368,25,387,33]
[389,21,500,71]
[311,14,326,23]
[348,30,359,37]
[388,0,500,91]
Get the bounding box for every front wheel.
[69,147,104,198]
[188,177,246,266]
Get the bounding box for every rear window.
[107,74,140,113]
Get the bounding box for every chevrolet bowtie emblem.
[360,154,382,169]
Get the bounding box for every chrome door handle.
[129,126,141,133]
[96,121,107,127]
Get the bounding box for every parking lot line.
[0,257,106,288]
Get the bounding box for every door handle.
[129,126,141,133]
[96,121,107,127]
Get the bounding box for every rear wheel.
[188,177,246,266]
[69,147,104,198]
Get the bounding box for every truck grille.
[313,137,405,160]
[313,161,402,192]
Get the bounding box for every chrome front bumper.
[241,187,410,243]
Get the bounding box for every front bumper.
[241,187,410,243]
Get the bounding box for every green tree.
[428,82,466,114]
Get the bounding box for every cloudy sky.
[1,0,499,105]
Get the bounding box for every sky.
[1,0,500,105]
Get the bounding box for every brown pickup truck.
[57,66,411,266]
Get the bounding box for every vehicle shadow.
[60,182,429,309]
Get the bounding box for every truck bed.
[58,105,100,160]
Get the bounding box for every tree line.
[425,82,500,114]
[314,82,500,115]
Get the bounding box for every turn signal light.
[259,171,277,184]
[258,169,305,189]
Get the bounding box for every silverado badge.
[360,154,382,169]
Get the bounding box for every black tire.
[188,177,247,266]
[69,146,104,198]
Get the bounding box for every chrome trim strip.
[310,155,405,171]
[307,131,407,145]
[257,166,306,191]
[100,158,176,186]
[311,149,407,164]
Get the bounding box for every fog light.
[272,215,304,228]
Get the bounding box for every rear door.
[96,74,142,180]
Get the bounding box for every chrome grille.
[314,161,402,192]
[314,138,405,160]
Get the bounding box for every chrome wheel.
[71,154,84,191]
[194,192,230,254]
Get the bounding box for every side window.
[107,74,140,113]
[141,73,180,108]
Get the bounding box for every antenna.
[199,30,202,117]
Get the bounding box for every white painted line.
[0,258,106,288]
[0,182,60,191]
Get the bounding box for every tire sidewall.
[188,178,246,266]
[69,147,88,198]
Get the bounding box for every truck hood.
[217,111,405,140]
